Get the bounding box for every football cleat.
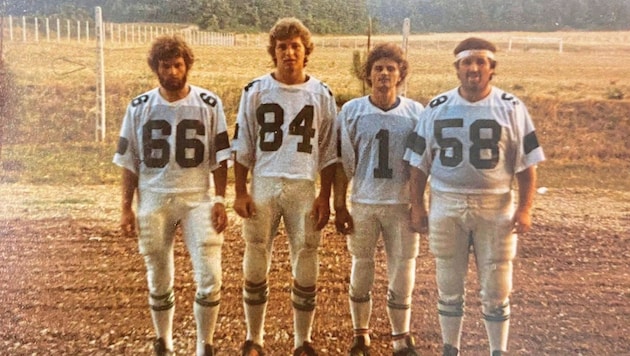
[349,335,370,356]
[203,344,216,356]
[153,338,174,356]
[393,335,418,356]
[442,344,459,356]
[293,341,317,356]
[241,340,265,356]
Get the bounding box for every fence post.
[95,7,106,142]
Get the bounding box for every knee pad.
[195,289,221,308]
[349,257,375,298]
[243,280,268,306]
[483,301,510,322]
[438,298,464,318]
[387,258,415,306]
[292,283,316,312]
[150,290,175,311]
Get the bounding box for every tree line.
[3,0,630,33]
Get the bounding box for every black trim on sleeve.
[405,132,426,155]
[523,131,540,154]
[116,137,129,155]
[215,131,230,151]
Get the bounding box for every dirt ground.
[0,184,628,356]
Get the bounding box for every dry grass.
[1,31,629,189]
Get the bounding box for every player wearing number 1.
[113,34,230,356]
[404,37,545,356]
[334,43,424,356]
[231,18,337,356]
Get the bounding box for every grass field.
[1,31,629,189]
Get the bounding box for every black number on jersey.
[200,93,217,107]
[256,103,315,153]
[435,119,502,169]
[142,119,205,168]
[373,129,393,178]
[131,94,149,107]
[429,95,447,108]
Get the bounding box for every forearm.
[234,161,250,197]
[121,168,138,211]
[318,163,336,201]
[212,160,228,198]
[409,166,428,207]
[333,163,349,210]
[515,166,537,212]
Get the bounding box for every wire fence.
[2,15,235,47]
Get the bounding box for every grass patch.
[537,160,630,191]
[1,141,627,191]
[1,142,120,185]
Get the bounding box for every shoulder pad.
[131,94,149,107]
[244,79,260,92]
[429,95,447,108]
[200,92,217,107]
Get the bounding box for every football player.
[404,37,546,356]
[334,43,424,356]
[113,34,230,356]
[231,18,338,356]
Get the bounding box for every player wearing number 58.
[404,37,545,356]
[230,18,338,356]
[333,43,424,356]
[113,34,230,356]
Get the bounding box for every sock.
[243,280,268,346]
[292,283,317,348]
[150,290,175,350]
[194,291,220,355]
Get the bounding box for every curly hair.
[267,17,314,67]
[147,34,194,73]
[363,43,409,87]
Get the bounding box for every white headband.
[454,49,496,63]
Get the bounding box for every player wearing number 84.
[113,34,230,356]
[404,37,545,356]
[231,17,338,356]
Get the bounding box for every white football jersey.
[404,87,545,194]
[339,96,424,204]
[231,73,338,181]
[113,85,231,193]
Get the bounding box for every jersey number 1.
[374,129,393,178]
[256,103,315,153]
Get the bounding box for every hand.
[211,202,228,233]
[512,208,532,234]
[310,195,331,231]
[234,193,256,219]
[334,206,354,235]
[121,209,136,237]
[410,204,429,233]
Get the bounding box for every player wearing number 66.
[333,43,424,356]
[113,34,230,356]
[231,18,337,356]
[403,37,545,356]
